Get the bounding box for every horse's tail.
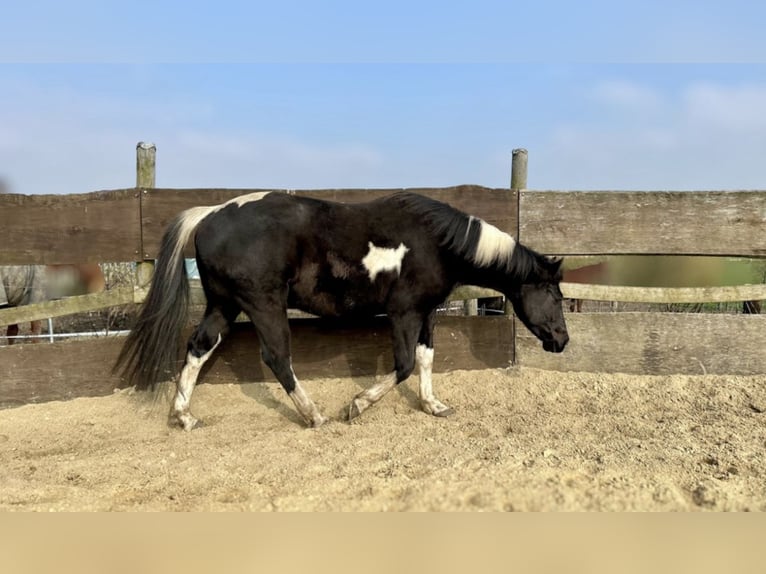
[114,205,220,390]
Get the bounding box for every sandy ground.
[1,367,765,511]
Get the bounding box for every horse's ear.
[545,256,564,279]
[546,256,563,271]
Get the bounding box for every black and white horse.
[116,191,569,430]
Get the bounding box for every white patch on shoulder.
[474,220,516,268]
[362,242,410,281]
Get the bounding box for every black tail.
[114,205,216,389]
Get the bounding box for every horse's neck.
[454,238,547,295]
[452,257,517,296]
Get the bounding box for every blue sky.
[2,2,766,194]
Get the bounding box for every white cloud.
[591,80,664,112]
[162,131,384,189]
[683,83,766,133]
[0,81,385,193]
[537,80,766,190]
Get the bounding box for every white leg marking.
[288,366,327,428]
[362,242,410,281]
[474,220,516,268]
[348,372,398,420]
[416,344,453,417]
[171,334,222,431]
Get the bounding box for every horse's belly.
[287,281,385,318]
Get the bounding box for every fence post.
[463,298,479,316]
[511,148,528,191]
[508,149,528,362]
[136,142,156,290]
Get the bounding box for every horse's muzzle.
[543,335,568,353]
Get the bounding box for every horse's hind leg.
[170,303,236,431]
[244,302,326,428]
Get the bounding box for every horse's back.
[191,192,448,317]
[194,192,414,261]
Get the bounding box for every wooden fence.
[0,145,764,407]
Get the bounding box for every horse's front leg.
[349,311,441,420]
[415,344,453,417]
[415,311,453,417]
[348,312,420,420]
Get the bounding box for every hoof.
[422,400,454,418]
[348,399,365,421]
[170,412,202,431]
[308,414,328,428]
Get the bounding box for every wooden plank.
[0,338,125,408]
[0,190,142,264]
[561,282,766,304]
[0,286,136,326]
[517,312,766,375]
[140,186,517,258]
[9,275,760,328]
[144,280,501,319]
[297,186,516,232]
[0,315,513,408]
[450,285,502,300]
[519,190,766,257]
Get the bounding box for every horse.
[1,263,106,344]
[1,265,47,342]
[562,260,762,314]
[562,262,610,312]
[115,191,569,430]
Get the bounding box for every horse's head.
[507,256,569,353]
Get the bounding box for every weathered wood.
[135,142,157,288]
[450,285,502,301]
[136,142,156,189]
[463,299,478,316]
[0,286,135,326]
[0,337,125,408]
[0,190,142,264]
[517,312,766,375]
[511,148,528,190]
[0,315,513,408]
[18,277,759,328]
[139,186,517,258]
[135,262,154,290]
[298,186,516,227]
[506,149,527,317]
[519,190,766,256]
[561,282,766,304]
[198,315,513,384]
